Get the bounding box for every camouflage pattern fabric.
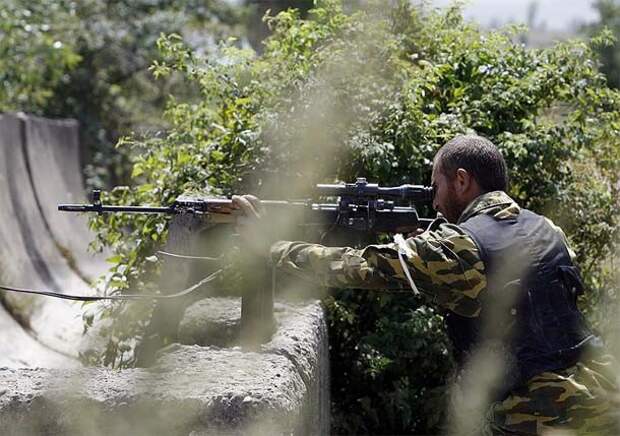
[486,355,620,435]
[270,191,619,434]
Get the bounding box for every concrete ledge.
[263,301,331,435]
[0,300,329,435]
[178,297,242,347]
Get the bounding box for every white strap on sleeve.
[393,233,420,296]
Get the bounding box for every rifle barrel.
[58,204,174,213]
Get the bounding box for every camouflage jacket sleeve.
[270,221,486,317]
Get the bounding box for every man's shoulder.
[458,191,520,224]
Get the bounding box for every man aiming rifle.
[232,134,619,435]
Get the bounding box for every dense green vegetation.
[588,0,620,89]
[84,2,620,433]
[0,2,81,113]
[4,1,620,434]
[0,0,301,186]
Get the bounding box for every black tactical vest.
[445,208,599,399]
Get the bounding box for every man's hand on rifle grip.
[232,195,263,222]
[231,195,270,254]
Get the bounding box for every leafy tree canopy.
[0,1,81,111]
[1,0,244,186]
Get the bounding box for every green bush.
[0,0,243,187]
[0,1,81,111]
[586,0,620,89]
[90,1,620,433]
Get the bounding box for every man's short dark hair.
[435,135,508,192]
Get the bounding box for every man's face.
[431,163,466,224]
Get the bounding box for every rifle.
[0,177,434,361]
[58,178,434,352]
[58,178,434,233]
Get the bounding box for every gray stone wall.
[0,298,329,435]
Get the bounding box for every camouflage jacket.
[271,191,619,434]
[271,191,522,317]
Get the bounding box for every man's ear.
[454,168,471,194]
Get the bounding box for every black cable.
[0,269,222,302]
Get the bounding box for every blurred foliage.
[66,0,620,433]
[244,0,314,51]
[0,0,244,187]
[48,0,245,187]
[0,1,81,112]
[587,0,620,89]
[0,0,318,188]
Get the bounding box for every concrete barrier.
[23,115,108,282]
[0,114,86,363]
[0,299,329,435]
[0,114,330,433]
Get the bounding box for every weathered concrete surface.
[179,298,330,434]
[0,114,87,364]
[178,297,242,347]
[263,302,331,435]
[0,305,77,369]
[0,300,329,435]
[23,115,109,282]
[0,347,304,435]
